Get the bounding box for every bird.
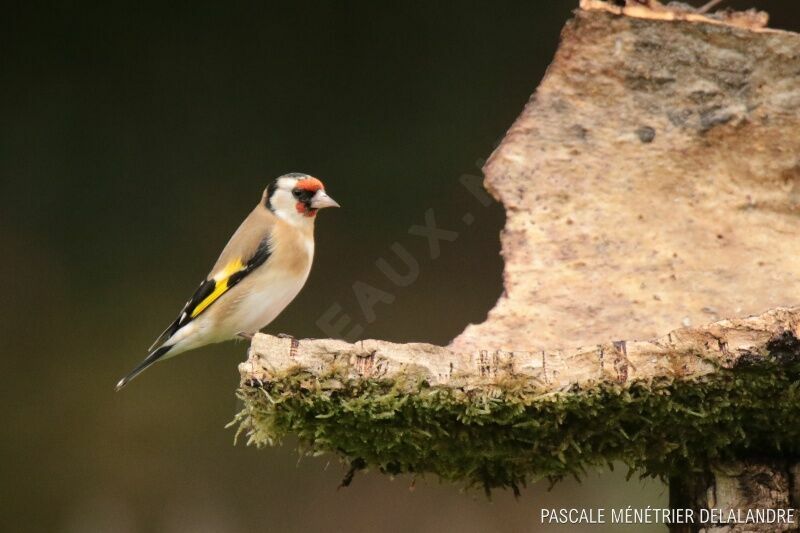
[116,173,339,390]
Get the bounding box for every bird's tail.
[115,344,173,391]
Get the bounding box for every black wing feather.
[227,238,271,286]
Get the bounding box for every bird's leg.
[698,0,726,13]
[237,332,254,341]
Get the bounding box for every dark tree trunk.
[670,462,799,532]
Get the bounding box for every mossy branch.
[234,309,800,490]
[233,0,800,497]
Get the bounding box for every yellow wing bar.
[190,259,245,318]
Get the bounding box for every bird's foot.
[276,332,295,340]
[237,332,255,341]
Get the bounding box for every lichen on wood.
[233,0,800,493]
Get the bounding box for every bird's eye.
[292,189,302,198]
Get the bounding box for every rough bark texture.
[670,463,800,533]
[241,307,800,392]
[236,0,800,509]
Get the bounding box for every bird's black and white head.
[264,173,340,225]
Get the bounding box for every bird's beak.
[310,190,340,209]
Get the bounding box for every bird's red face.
[293,177,325,217]
[265,173,340,223]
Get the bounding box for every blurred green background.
[3,1,800,532]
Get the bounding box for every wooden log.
[234,2,800,512]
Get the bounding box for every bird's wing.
[148,208,277,351]
[148,238,272,350]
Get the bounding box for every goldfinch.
[116,173,339,390]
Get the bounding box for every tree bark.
[241,307,800,392]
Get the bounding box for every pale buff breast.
[204,219,314,338]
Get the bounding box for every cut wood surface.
[453,0,800,353]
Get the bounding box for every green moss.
[231,352,800,492]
